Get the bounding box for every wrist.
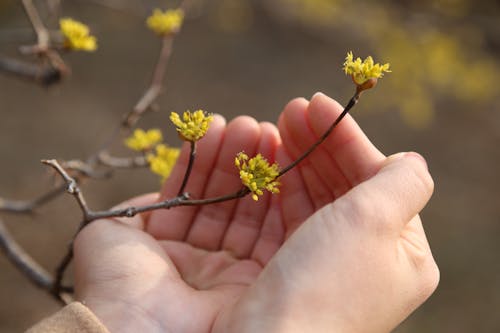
[217,266,348,333]
[82,297,164,333]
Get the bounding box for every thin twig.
[278,92,360,177]
[123,36,174,128]
[51,241,74,302]
[97,151,148,169]
[41,159,92,221]
[178,141,196,196]
[180,188,251,206]
[59,153,147,180]
[61,160,112,179]
[20,0,69,76]
[44,157,250,222]
[89,33,177,165]
[87,188,250,220]
[0,184,67,214]
[0,219,73,296]
[85,0,189,173]
[0,55,62,86]
[22,0,50,51]
[0,218,52,289]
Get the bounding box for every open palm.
[74,93,390,332]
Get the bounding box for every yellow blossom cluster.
[124,128,178,182]
[343,51,390,86]
[147,144,180,182]
[124,129,163,151]
[59,18,97,52]
[146,8,184,36]
[235,152,280,201]
[170,110,213,142]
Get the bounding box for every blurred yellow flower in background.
[124,129,163,152]
[146,8,184,35]
[59,18,97,51]
[147,144,180,182]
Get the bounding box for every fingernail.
[386,152,406,163]
[311,92,325,100]
[405,152,428,170]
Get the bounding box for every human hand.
[74,93,438,333]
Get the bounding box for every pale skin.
[74,93,439,333]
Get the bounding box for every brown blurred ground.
[1,1,499,332]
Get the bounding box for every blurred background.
[0,0,499,331]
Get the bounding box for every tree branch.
[41,159,92,221]
[123,36,174,129]
[0,218,72,302]
[42,157,250,222]
[0,218,52,289]
[0,55,62,86]
[20,0,69,77]
[22,0,50,51]
[0,184,67,214]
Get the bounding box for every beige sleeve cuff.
[26,302,110,333]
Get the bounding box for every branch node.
[67,181,78,194]
[125,207,137,217]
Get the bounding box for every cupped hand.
[74,93,439,333]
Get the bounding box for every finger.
[186,116,261,250]
[306,92,386,187]
[400,215,433,267]
[75,192,173,284]
[221,121,281,258]
[147,115,226,240]
[74,218,179,297]
[276,98,315,236]
[333,152,434,233]
[250,196,284,266]
[278,97,337,208]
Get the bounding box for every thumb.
[73,193,179,297]
[333,152,434,234]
